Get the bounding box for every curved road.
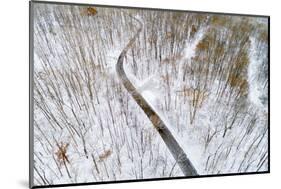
[116,15,198,176]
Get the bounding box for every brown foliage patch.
[87,7,98,16]
[99,149,112,161]
[178,87,209,108]
[55,142,70,166]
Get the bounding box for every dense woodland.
[32,3,268,186]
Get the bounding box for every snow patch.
[248,37,267,110]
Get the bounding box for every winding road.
[116,15,198,176]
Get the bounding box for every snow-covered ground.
[248,37,268,111]
[32,3,268,186]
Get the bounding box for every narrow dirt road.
[116,14,198,176]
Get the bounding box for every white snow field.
[32,3,268,186]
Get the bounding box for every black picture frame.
[29,1,270,188]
